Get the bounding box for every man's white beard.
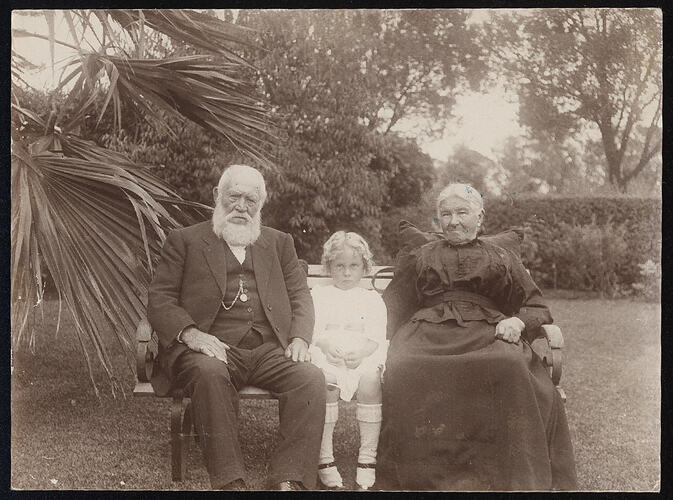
[212,204,262,246]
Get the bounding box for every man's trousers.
[173,342,326,489]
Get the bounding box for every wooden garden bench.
[133,263,565,482]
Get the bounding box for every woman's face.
[438,195,483,245]
[329,246,365,290]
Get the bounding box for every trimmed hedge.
[483,197,661,294]
[380,196,661,296]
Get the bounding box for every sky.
[12,10,525,164]
[398,91,523,163]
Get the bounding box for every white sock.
[318,402,342,488]
[356,403,382,489]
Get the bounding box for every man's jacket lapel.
[251,231,272,305]
[203,227,228,297]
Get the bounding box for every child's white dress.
[309,284,388,401]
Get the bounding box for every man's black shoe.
[218,478,247,490]
[274,480,305,491]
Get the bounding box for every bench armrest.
[541,324,564,349]
[539,324,563,386]
[136,317,155,383]
[371,266,395,293]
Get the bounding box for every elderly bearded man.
[147,165,325,490]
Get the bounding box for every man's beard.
[212,204,262,246]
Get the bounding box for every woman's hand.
[495,317,525,343]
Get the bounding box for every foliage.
[382,195,660,293]
[227,9,476,261]
[379,184,441,263]
[435,145,497,196]
[488,9,662,192]
[100,113,241,206]
[495,133,608,195]
[11,9,273,392]
[263,129,435,263]
[236,9,485,135]
[631,259,661,302]
[482,196,661,291]
[550,218,631,297]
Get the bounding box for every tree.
[436,145,497,196]
[495,133,608,196]
[488,9,662,192]
[11,10,274,393]
[228,10,480,260]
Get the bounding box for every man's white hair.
[436,183,484,214]
[216,164,267,206]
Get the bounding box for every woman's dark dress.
[377,236,577,491]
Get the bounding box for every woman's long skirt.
[376,319,577,491]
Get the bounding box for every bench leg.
[556,387,567,404]
[171,394,188,482]
[183,401,197,444]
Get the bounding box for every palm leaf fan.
[11,106,209,395]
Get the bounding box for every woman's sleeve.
[364,290,389,364]
[364,290,388,343]
[507,253,553,342]
[382,251,421,339]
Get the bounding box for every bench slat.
[306,264,392,278]
[133,382,275,400]
[307,277,391,290]
[306,265,393,291]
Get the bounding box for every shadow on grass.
[11,298,660,490]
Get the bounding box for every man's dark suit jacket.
[147,221,314,396]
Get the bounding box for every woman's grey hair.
[436,182,484,214]
[217,164,267,205]
[321,231,375,275]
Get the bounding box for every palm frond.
[11,9,274,393]
[106,9,258,66]
[61,53,275,165]
[11,112,210,393]
[11,51,41,90]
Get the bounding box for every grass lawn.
[11,297,660,491]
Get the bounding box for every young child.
[309,231,388,490]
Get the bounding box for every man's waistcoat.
[210,244,274,345]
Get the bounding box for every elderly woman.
[376,183,577,491]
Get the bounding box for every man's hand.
[285,337,310,362]
[495,317,525,344]
[181,326,230,363]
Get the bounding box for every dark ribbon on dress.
[421,290,500,311]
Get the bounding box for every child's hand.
[327,343,345,359]
[316,337,339,356]
[343,349,366,369]
[325,351,345,366]
[343,339,379,369]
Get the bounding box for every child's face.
[329,247,365,290]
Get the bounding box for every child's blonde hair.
[321,231,375,275]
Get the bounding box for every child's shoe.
[318,462,344,490]
[356,462,376,490]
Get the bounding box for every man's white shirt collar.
[226,243,246,264]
